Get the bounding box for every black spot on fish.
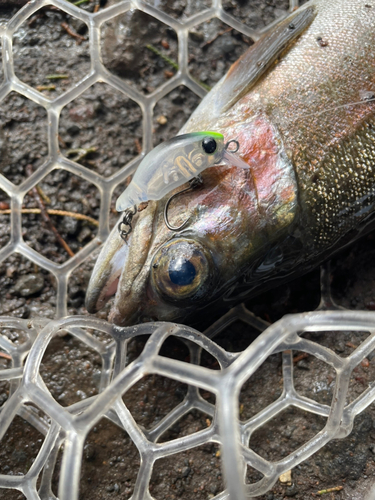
[316,36,329,47]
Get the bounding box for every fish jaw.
[85,222,127,314]
[107,201,165,325]
[85,206,156,315]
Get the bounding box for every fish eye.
[151,239,214,302]
[169,258,196,285]
[202,136,217,155]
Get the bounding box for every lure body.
[86,0,375,326]
[116,132,249,212]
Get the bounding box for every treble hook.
[164,175,203,231]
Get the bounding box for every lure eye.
[151,239,214,303]
[202,136,217,154]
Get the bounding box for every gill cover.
[116,132,249,212]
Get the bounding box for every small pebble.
[77,226,92,243]
[335,340,346,353]
[69,104,95,122]
[156,115,167,125]
[285,484,298,497]
[209,483,219,494]
[296,359,310,370]
[11,450,27,462]
[84,443,96,461]
[14,274,44,297]
[365,299,375,310]
[361,358,369,368]
[181,466,191,477]
[189,29,204,42]
[219,37,236,54]
[67,124,81,136]
[316,36,329,47]
[279,470,292,484]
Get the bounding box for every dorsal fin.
[222,6,316,111]
[182,5,316,132]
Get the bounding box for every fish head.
[85,3,320,325]
[86,113,299,325]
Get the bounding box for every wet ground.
[1,0,375,499]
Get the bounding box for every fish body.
[86,0,375,326]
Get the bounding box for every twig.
[0,209,98,227]
[0,351,11,360]
[45,74,69,80]
[36,186,51,205]
[346,341,357,349]
[36,85,56,91]
[134,138,142,155]
[73,0,90,5]
[146,44,178,70]
[61,22,86,45]
[146,43,211,91]
[66,147,96,163]
[26,165,75,257]
[317,486,343,495]
[192,76,211,92]
[293,352,309,364]
[58,135,67,148]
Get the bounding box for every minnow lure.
[115,132,249,212]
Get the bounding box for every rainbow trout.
[86,0,375,325]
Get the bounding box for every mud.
[1,1,375,500]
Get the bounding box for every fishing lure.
[116,132,249,212]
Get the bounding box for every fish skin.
[86,0,375,326]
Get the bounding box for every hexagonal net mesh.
[2,309,375,499]
[1,1,375,499]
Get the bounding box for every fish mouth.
[85,203,157,320]
[108,204,156,325]
[85,222,128,314]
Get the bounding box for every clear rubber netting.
[1,1,375,499]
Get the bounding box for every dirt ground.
[1,1,375,499]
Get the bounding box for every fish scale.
[219,1,375,256]
[303,120,375,249]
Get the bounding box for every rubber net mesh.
[1,1,375,499]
